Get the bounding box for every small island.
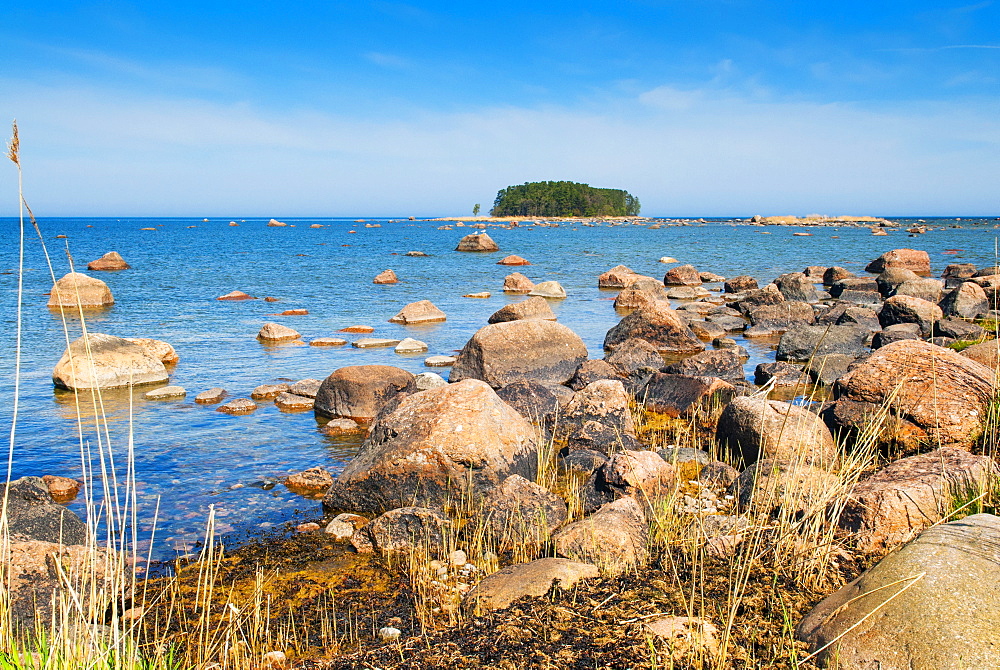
[491,181,640,217]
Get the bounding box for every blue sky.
[2,1,998,216]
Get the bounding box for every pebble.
[296,522,321,532]
[261,650,287,668]
[449,549,468,567]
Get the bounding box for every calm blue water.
[1,215,997,561]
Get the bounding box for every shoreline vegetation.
[426,214,952,227]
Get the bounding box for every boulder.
[47,272,114,309]
[323,379,537,514]
[754,361,809,387]
[872,323,922,349]
[456,232,499,252]
[797,514,1000,669]
[663,264,702,286]
[942,263,977,279]
[837,289,883,307]
[475,475,568,551]
[450,320,587,388]
[865,248,931,275]
[0,477,87,545]
[598,265,644,288]
[972,274,1000,308]
[216,290,255,301]
[603,302,705,355]
[388,300,446,324]
[830,277,878,297]
[839,448,997,552]
[773,272,819,302]
[487,296,556,323]
[251,383,290,400]
[352,337,401,348]
[876,267,922,296]
[662,349,745,383]
[498,255,530,266]
[716,396,838,467]
[275,392,315,412]
[124,338,178,365]
[373,269,399,284]
[257,322,301,342]
[355,507,451,558]
[394,338,428,353]
[614,281,670,310]
[602,450,676,499]
[288,379,322,398]
[558,380,637,447]
[216,398,257,415]
[724,275,758,293]
[320,417,363,436]
[961,339,1000,369]
[893,277,943,303]
[568,359,626,391]
[604,338,664,375]
[552,497,649,576]
[86,251,130,271]
[284,467,335,495]
[314,365,414,421]
[934,317,985,341]
[496,380,564,425]
[41,475,81,502]
[802,266,826,281]
[705,314,746,332]
[528,281,566,299]
[832,340,994,449]
[502,272,535,293]
[687,320,727,341]
[463,558,600,614]
[775,324,871,362]
[640,374,736,418]
[700,271,726,283]
[735,284,785,313]
[804,354,857,386]
[310,337,348,346]
[940,281,989,319]
[666,286,711,300]
[52,333,168,390]
[195,388,227,404]
[747,301,815,336]
[878,295,944,337]
[823,266,854,285]
[833,306,881,332]
[729,459,840,517]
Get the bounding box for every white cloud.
[1,79,998,216]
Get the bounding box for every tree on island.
[490,181,640,217]
[472,203,481,216]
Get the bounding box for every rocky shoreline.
[11,241,1000,668]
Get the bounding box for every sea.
[0,215,997,564]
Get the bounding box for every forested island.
[491,181,641,217]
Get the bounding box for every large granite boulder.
[892,277,944,303]
[503,272,535,293]
[797,514,1000,669]
[355,507,451,559]
[716,396,838,467]
[838,448,998,553]
[487,296,556,323]
[746,301,814,336]
[865,248,931,275]
[456,232,499,252]
[558,380,637,450]
[663,264,702,286]
[388,300,446,324]
[1,477,88,545]
[640,374,736,418]
[52,333,168,390]
[773,272,819,302]
[323,380,537,514]
[474,475,568,552]
[451,320,587,387]
[47,272,114,309]
[603,302,704,355]
[961,339,1000,370]
[831,340,994,450]
[613,281,670,310]
[552,497,649,577]
[568,359,626,391]
[314,365,414,421]
[598,265,645,288]
[940,281,989,319]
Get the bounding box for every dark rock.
[836,306,882,331]
[940,282,990,319]
[698,461,741,489]
[496,380,563,425]
[640,373,737,418]
[942,263,977,279]
[0,477,87,545]
[775,324,871,362]
[876,268,921,297]
[872,324,922,348]
[567,359,626,391]
[357,507,451,558]
[878,295,943,336]
[314,365,414,421]
[663,264,702,286]
[754,361,809,387]
[804,353,858,386]
[773,273,819,302]
[603,302,704,355]
[829,277,878,297]
[935,317,986,341]
[559,449,608,475]
[822,266,854,285]
[735,284,784,314]
[662,349,746,383]
[724,275,758,293]
[837,289,883,307]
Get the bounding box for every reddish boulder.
[86,251,130,271]
[502,272,535,294]
[603,302,705,355]
[314,365,414,421]
[865,248,931,275]
[498,255,531,266]
[663,264,702,286]
[373,269,399,284]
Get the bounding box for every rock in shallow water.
[52,333,168,391]
[47,272,114,308]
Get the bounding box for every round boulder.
[322,379,538,514]
[314,365,415,421]
[47,272,114,309]
[450,320,588,388]
[603,302,705,355]
[716,396,838,467]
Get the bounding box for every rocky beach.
[2,215,1000,668]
